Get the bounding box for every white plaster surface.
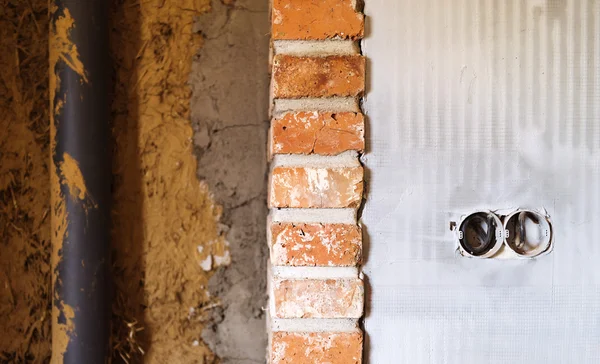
[362,1,600,363]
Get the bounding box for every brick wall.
[268,1,366,362]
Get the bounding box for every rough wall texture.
[0,1,51,361]
[270,331,363,364]
[267,0,367,362]
[270,223,362,266]
[110,0,230,362]
[0,0,269,362]
[270,112,365,156]
[192,0,270,363]
[271,0,364,40]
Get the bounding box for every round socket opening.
[504,210,552,257]
[458,212,503,258]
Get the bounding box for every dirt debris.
[59,153,90,203]
[0,0,254,362]
[110,0,230,362]
[0,0,52,362]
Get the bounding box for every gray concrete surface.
[191,1,270,362]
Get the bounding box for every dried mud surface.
[0,0,52,362]
[0,0,264,362]
[110,0,229,362]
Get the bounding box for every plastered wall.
[362,0,600,363]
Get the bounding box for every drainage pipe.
[50,0,110,362]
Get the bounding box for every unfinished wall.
[110,0,241,362]
[267,1,367,363]
[363,0,600,363]
[0,1,51,362]
[1,0,269,362]
[192,0,270,363]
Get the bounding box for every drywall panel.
[362,1,600,363]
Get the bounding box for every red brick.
[272,55,365,99]
[269,166,363,208]
[270,331,363,364]
[272,0,364,40]
[270,112,364,156]
[272,278,364,318]
[270,223,362,266]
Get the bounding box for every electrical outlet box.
[454,209,553,259]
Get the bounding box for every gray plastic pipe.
[50,0,110,362]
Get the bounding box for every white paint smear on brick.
[271,111,320,155]
[270,223,358,267]
[271,278,364,319]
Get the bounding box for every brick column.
[268,1,366,363]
